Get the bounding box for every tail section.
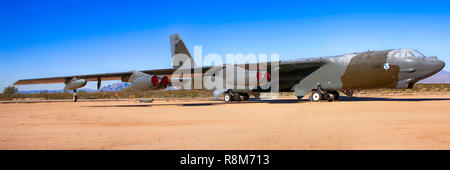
[170,34,192,58]
[170,34,196,68]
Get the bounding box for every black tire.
[332,91,340,101]
[240,93,249,101]
[326,93,334,102]
[310,91,321,102]
[224,93,233,102]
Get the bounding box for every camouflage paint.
[14,33,446,101]
[340,50,400,89]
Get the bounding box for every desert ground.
[1,95,450,150]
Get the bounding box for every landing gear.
[224,93,233,102]
[309,88,340,102]
[310,90,322,102]
[329,91,340,101]
[223,91,250,103]
[325,92,334,102]
[239,93,249,101]
[73,89,78,102]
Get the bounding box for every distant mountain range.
[417,70,450,84]
[99,82,131,92]
[18,83,131,94]
[16,71,450,94]
[17,89,98,94]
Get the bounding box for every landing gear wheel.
[326,92,334,102]
[239,93,249,101]
[310,91,321,102]
[331,91,339,101]
[224,93,233,102]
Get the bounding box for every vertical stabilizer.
[170,34,196,68]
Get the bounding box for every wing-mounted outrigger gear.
[73,89,78,102]
[97,77,101,90]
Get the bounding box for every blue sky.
[1,0,450,91]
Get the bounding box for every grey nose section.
[426,56,445,71]
[420,57,445,79]
[431,59,445,75]
[435,59,445,71]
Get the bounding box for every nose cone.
[439,60,445,70]
[424,57,445,77]
[410,56,445,81]
[438,59,445,70]
[432,58,445,74]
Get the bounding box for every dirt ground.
[1,95,450,150]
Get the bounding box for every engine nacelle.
[130,74,159,90]
[157,75,170,87]
[127,71,170,90]
[64,78,87,90]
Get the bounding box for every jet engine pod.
[149,75,170,90]
[130,75,159,90]
[64,78,87,90]
[158,75,170,87]
[256,71,271,81]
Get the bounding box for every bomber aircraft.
[14,34,445,102]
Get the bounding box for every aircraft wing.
[13,60,325,86]
[13,71,133,85]
[13,68,186,85]
[12,67,214,86]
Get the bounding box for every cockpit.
[386,48,445,89]
[389,49,425,61]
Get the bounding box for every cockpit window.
[409,50,425,59]
[399,51,407,58]
[393,52,400,58]
[405,52,414,61]
[406,52,413,57]
[389,49,426,60]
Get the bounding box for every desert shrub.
[2,83,450,101]
[3,86,18,94]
